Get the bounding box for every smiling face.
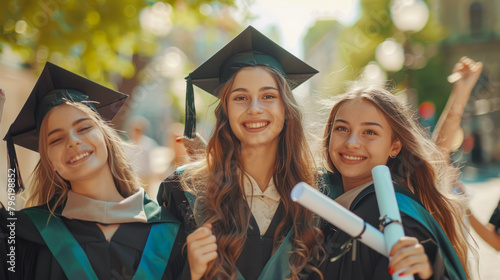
[226,66,285,149]
[328,99,402,189]
[43,103,109,183]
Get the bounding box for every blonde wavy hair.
[322,86,472,278]
[25,101,140,211]
[181,65,325,280]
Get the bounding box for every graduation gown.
[488,200,500,233]
[0,191,184,280]
[157,172,295,280]
[311,171,466,280]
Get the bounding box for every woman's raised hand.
[176,133,207,161]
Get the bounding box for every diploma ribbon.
[378,214,403,232]
[330,222,367,263]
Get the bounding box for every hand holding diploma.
[373,165,414,280]
[292,173,434,279]
[373,166,432,280]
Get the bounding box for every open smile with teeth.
[341,154,366,161]
[244,121,269,129]
[68,152,92,164]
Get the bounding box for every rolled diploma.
[447,72,462,83]
[372,165,413,280]
[291,182,388,256]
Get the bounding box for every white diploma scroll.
[447,72,462,83]
[372,165,414,280]
[291,182,388,257]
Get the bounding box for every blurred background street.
[464,166,500,280]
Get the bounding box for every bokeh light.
[419,101,435,119]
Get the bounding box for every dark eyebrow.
[230,88,248,94]
[334,119,384,128]
[230,86,279,94]
[260,86,278,91]
[47,118,92,137]
[362,122,383,128]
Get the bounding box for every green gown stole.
[23,197,180,280]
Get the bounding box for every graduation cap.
[184,25,318,138]
[4,62,128,193]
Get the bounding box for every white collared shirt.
[243,174,281,235]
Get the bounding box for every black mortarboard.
[4,62,128,193]
[183,25,319,138]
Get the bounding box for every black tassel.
[184,74,196,139]
[6,133,24,194]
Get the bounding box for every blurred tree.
[0,0,242,126]
[321,0,450,116]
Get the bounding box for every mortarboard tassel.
[184,74,196,139]
[6,133,24,194]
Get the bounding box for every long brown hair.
[323,86,471,278]
[26,102,140,210]
[181,65,324,279]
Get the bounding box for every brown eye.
[335,126,348,132]
[364,130,377,135]
[79,126,92,133]
[49,138,62,145]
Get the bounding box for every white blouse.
[243,174,281,235]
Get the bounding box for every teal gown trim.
[254,229,293,280]
[321,171,467,280]
[132,222,180,279]
[23,192,180,280]
[395,193,466,279]
[24,209,98,280]
[184,191,293,280]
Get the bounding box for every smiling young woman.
[0,63,183,280]
[312,86,471,280]
[227,67,286,152]
[157,26,325,280]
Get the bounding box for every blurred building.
[439,0,500,165]
[303,20,344,92]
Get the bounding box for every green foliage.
[324,0,449,108]
[0,0,236,87]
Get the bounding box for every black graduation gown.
[157,172,292,280]
[0,194,185,280]
[311,171,459,280]
[488,200,500,233]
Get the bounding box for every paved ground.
[463,166,500,280]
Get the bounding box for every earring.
[389,153,397,159]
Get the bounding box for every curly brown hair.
[181,65,325,280]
